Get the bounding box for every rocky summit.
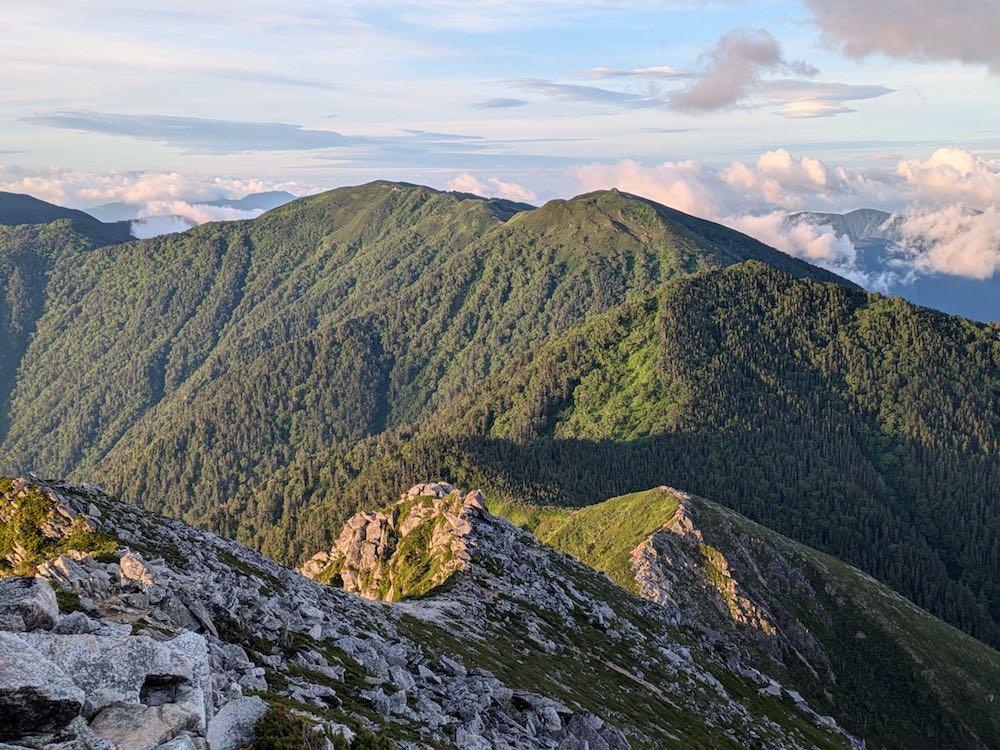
[0,475,891,750]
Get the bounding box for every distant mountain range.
[789,208,999,322]
[83,190,298,224]
[0,191,127,232]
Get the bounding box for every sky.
[3,0,1000,284]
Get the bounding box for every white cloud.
[129,215,197,239]
[574,148,1000,282]
[669,28,817,112]
[574,152,877,281]
[586,66,690,79]
[448,173,537,202]
[522,28,892,118]
[894,206,1000,280]
[896,148,1000,208]
[136,200,266,224]
[577,158,728,216]
[805,0,1000,74]
[0,166,310,209]
[577,149,869,218]
[728,211,856,264]
[0,166,313,237]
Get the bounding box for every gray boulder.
[119,552,157,586]
[90,702,199,750]
[0,577,59,631]
[205,696,266,750]
[0,632,84,738]
[15,632,195,714]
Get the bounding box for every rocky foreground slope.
[0,475,873,750]
[306,484,1000,750]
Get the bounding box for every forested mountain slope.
[0,195,132,437]
[0,183,839,513]
[0,191,127,230]
[230,262,1000,649]
[1,183,998,654]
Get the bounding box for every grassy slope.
[491,487,679,593]
[492,487,1000,750]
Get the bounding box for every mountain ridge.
[1,183,997,655]
[0,473,886,749]
[296,480,1000,749]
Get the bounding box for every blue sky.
[3,0,1000,283]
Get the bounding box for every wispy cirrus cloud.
[586,66,691,79]
[513,80,663,108]
[758,80,895,118]
[472,98,528,109]
[512,28,893,119]
[22,111,356,154]
[20,111,578,167]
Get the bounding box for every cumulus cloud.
[0,166,309,209]
[576,159,728,217]
[575,151,877,281]
[727,211,868,283]
[128,202,267,238]
[577,149,869,217]
[448,173,537,202]
[136,200,266,225]
[0,166,313,237]
[129,215,200,239]
[805,0,1000,74]
[575,147,1000,283]
[894,206,1000,279]
[896,148,1000,207]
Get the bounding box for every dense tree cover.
[228,264,1000,648]
[0,183,835,506]
[1,185,997,649]
[0,214,131,435]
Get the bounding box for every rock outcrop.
[0,576,59,631]
[0,478,640,749]
[300,482,480,600]
[303,483,864,749]
[631,490,777,634]
[627,488,836,681]
[0,476,865,749]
